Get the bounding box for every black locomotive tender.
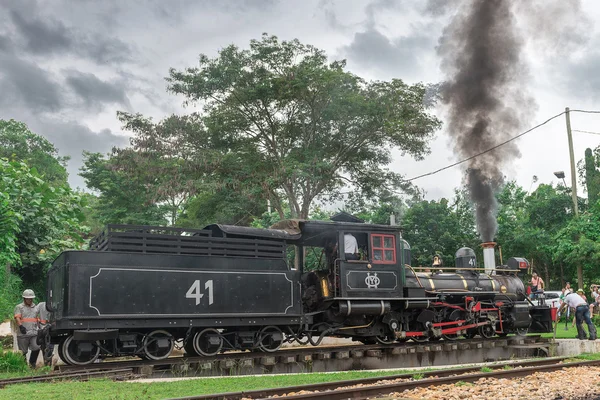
[42,216,553,365]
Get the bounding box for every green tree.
[122,34,441,220]
[177,186,266,228]
[0,119,69,186]
[400,196,478,268]
[79,152,168,226]
[580,147,600,207]
[554,207,600,288]
[0,184,23,318]
[0,158,87,292]
[113,114,206,225]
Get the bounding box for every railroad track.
[165,357,597,400]
[58,334,545,374]
[0,368,133,388]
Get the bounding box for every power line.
[403,111,566,182]
[403,109,600,183]
[573,129,600,136]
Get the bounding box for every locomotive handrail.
[405,265,425,288]
[412,267,520,273]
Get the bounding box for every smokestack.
[481,242,496,275]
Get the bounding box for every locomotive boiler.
[40,216,553,365]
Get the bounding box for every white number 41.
[186,280,214,305]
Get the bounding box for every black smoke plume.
[438,0,529,242]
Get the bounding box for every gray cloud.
[559,49,600,100]
[0,53,63,112]
[65,70,131,110]
[38,119,129,189]
[423,0,460,17]
[364,0,404,29]
[0,35,13,52]
[7,7,134,64]
[341,28,432,79]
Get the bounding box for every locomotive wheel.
[442,310,464,341]
[375,334,396,345]
[410,335,429,343]
[463,329,477,339]
[193,328,223,356]
[142,330,175,361]
[257,326,284,352]
[516,327,528,336]
[61,335,100,365]
[478,324,495,339]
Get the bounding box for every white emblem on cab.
[365,272,380,289]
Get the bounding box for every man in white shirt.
[559,291,597,340]
[344,233,360,260]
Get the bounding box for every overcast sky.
[1,0,599,202]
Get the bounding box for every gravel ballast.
[380,365,600,400]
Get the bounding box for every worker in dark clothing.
[559,290,597,340]
[37,301,54,366]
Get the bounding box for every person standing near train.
[530,272,545,299]
[558,290,597,340]
[14,289,41,368]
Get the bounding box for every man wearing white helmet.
[14,289,41,368]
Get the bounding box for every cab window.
[371,234,396,264]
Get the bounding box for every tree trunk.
[542,263,550,291]
[560,262,565,288]
[577,266,584,291]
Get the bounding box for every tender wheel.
[184,336,199,356]
[257,326,284,352]
[478,324,495,339]
[142,330,175,361]
[193,328,223,356]
[57,338,69,365]
[61,335,100,366]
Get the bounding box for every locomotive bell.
[455,247,476,270]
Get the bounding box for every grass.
[3,350,600,400]
[480,366,493,373]
[541,320,600,339]
[0,367,442,400]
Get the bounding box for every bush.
[0,268,22,320]
[592,314,600,326]
[0,350,27,373]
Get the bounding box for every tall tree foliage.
[119,34,441,220]
[0,158,87,294]
[580,147,600,207]
[0,119,69,186]
[400,194,479,268]
[80,152,167,226]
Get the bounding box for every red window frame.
[371,234,396,264]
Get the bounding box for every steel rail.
[270,359,600,400]
[58,335,543,373]
[165,357,570,400]
[0,368,133,388]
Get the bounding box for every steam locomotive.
[40,215,553,365]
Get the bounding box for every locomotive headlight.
[500,285,507,293]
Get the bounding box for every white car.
[541,290,562,309]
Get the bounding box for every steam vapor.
[438,0,528,242]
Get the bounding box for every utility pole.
[565,107,583,288]
[565,107,579,216]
